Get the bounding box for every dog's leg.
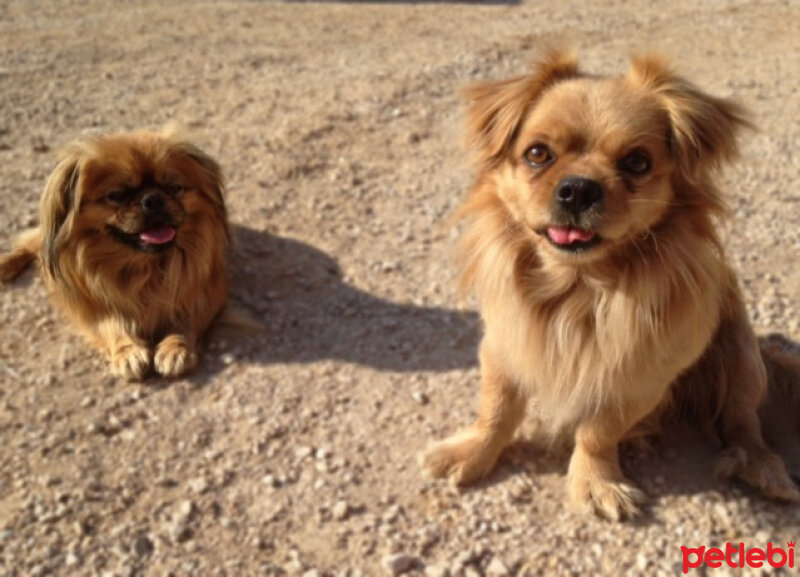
[96,318,150,381]
[714,314,800,501]
[567,415,647,520]
[759,337,800,475]
[154,332,198,377]
[716,414,800,502]
[421,347,526,485]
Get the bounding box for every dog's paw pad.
[111,345,151,381]
[154,337,197,378]
[569,475,646,521]
[420,429,499,486]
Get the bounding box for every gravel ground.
[1,1,799,575]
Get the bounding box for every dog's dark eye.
[106,190,129,203]
[524,144,554,167]
[164,183,184,195]
[618,151,651,176]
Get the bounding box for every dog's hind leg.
[714,303,800,501]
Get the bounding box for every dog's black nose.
[140,192,166,212]
[555,177,604,213]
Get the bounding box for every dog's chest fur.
[480,243,726,430]
[51,240,226,343]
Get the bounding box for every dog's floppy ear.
[465,50,580,167]
[39,149,81,278]
[177,141,230,241]
[628,55,752,176]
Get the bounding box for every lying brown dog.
[0,130,229,380]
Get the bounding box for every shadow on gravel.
[455,421,800,527]
[213,225,480,372]
[622,426,800,527]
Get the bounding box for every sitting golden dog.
[422,51,800,519]
[0,130,229,380]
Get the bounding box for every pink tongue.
[139,227,176,245]
[547,226,595,245]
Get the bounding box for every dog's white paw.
[154,335,197,378]
[420,428,503,486]
[568,472,646,521]
[111,344,151,381]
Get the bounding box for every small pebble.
[486,557,510,576]
[132,534,154,557]
[170,523,192,543]
[332,501,350,521]
[424,566,450,577]
[189,477,210,494]
[295,446,314,460]
[177,500,195,523]
[65,550,81,567]
[381,553,419,575]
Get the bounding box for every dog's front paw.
[154,335,197,378]
[111,344,151,381]
[568,472,646,521]
[716,446,800,502]
[420,428,502,486]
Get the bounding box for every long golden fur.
[0,130,229,380]
[421,51,800,519]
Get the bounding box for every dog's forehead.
[522,77,667,146]
[81,136,179,187]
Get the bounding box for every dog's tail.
[0,228,41,283]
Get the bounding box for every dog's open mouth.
[544,226,601,252]
[109,225,178,253]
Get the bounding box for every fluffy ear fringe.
[464,49,580,167]
[173,140,230,243]
[40,151,81,279]
[628,55,753,176]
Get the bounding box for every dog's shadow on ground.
[204,224,480,373]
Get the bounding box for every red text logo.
[681,541,795,573]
